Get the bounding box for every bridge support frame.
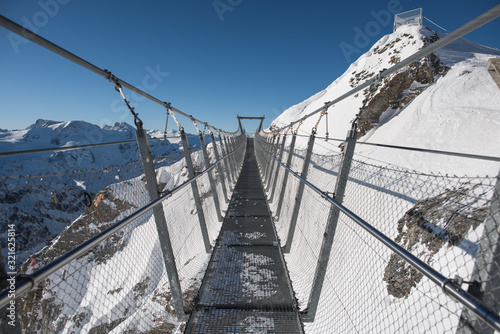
[302,128,357,322]
[180,130,211,253]
[136,128,187,321]
[283,132,316,253]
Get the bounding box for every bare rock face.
[383,185,488,298]
[357,32,450,138]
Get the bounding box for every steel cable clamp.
[105,70,143,129]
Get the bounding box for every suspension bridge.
[1,5,500,334]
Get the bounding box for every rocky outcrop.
[383,184,488,298]
[357,31,450,138]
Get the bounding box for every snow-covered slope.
[1,119,225,332]
[270,25,500,176]
[0,119,206,266]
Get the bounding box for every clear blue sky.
[1,0,499,134]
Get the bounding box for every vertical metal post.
[259,135,270,177]
[457,170,500,334]
[210,132,229,203]
[229,135,238,173]
[199,133,223,222]
[136,128,187,320]
[264,135,273,175]
[283,132,316,253]
[265,134,280,192]
[303,128,357,322]
[219,132,234,188]
[270,134,287,203]
[224,134,236,183]
[180,130,211,253]
[264,135,278,189]
[276,133,297,219]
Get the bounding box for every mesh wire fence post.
[264,135,275,179]
[219,133,234,187]
[457,171,500,334]
[264,134,278,190]
[224,134,234,176]
[283,133,316,254]
[276,133,297,219]
[223,134,236,186]
[135,128,187,321]
[180,130,211,253]
[266,134,281,192]
[211,133,229,203]
[229,135,237,167]
[270,134,287,203]
[303,128,357,322]
[199,133,223,222]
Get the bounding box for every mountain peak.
[27,119,61,130]
[102,122,136,132]
[270,24,500,176]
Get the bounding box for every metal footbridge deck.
[185,138,304,333]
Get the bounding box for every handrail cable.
[265,4,500,133]
[354,141,500,162]
[0,15,236,135]
[0,134,191,158]
[0,132,246,309]
[0,139,137,157]
[274,128,500,162]
[255,136,500,332]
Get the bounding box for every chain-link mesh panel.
[284,185,331,309]
[255,132,499,333]
[0,158,146,273]
[1,131,246,333]
[16,194,205,333]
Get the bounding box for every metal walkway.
[185,138,304,333]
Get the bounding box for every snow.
[265,25,500,333]
[358,55,500,176]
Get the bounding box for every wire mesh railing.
[255,131,500,333]
[0,129,246,333]
[0,134,213,271]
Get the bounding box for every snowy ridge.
[270,25,500,176]
[0,119,181,176]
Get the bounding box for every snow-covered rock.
[270,25,500,176]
